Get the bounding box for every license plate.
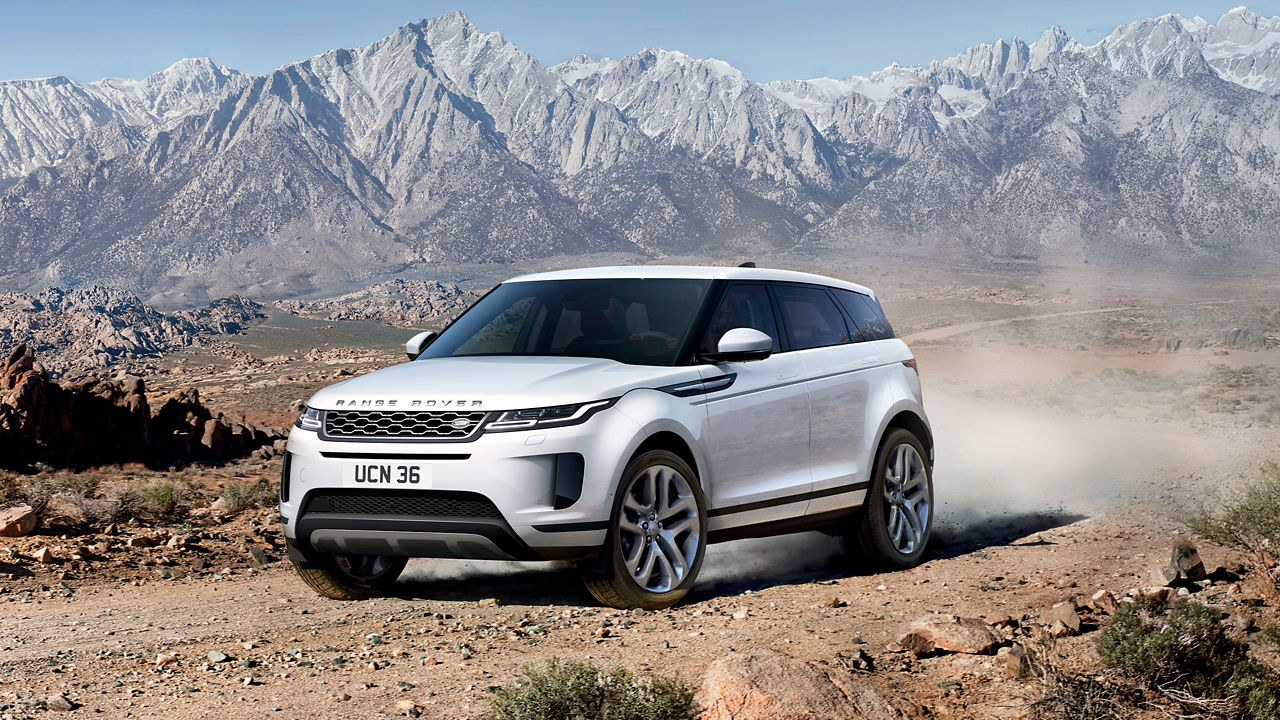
[344,463,432,487]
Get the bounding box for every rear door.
[770,283,878,518]
[697,282,812,531]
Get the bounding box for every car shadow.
[382,511,1087,608]
[928,511,1089,559]
[389,561,597,606]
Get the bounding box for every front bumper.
[281,407,643,562]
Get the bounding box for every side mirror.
[700,327,773,363]
[405,331,437,360]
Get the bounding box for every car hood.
[306,355,701,411]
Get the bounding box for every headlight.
[295,406,323,431]
[485,399,616,432]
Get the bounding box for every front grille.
[303,490,503,519]
[323,410,488,440]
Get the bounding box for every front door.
[697,282,812,532]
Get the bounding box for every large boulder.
[698,648,909,720]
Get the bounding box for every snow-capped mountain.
[1,8,1279,302]
[0,58,247,179]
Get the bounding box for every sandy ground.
[2,263,1279,719]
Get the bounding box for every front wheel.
[849,428,933,568]
[582,450,707,609]
[292,553,408,600]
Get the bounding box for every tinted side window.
[833,289,895,341]
[774,284,852,350]
[700,283,781,354]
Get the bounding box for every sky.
[2,1,1278,84]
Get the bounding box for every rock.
[1172,538,1206,580]
[156,653,177,667]
[1087,589,1119,615]
[33,546,55,563]
[125,535,156,548]
[732,608,749,620]
[0,504,37,536]
[997,645,1027,679]
[46,694,74,712]
[1043,600,1081,635]
[246,545,269,568]
[837,649,875,673]
[208,650,229,663]
[1151,564,1181,587]
[1048,620,1073,638]
[477,598,499,608]
[897,615,1005,656]
[821,596,847,609]
[698,648,909,720]
[1140,586,1173,602]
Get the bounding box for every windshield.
[419,278,712,366]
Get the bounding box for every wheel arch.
[877,408,934,467]
[630,431,701,484]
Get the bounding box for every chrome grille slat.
[323,410,488,440]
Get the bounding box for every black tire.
[582,450,707,610]
[292,553,408,601]
[850,428,933,569]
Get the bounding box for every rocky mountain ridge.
[273,279,482,328]
[0,287,264,375]
[1,9,1279,301]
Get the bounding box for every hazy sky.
[2,1,1277,83]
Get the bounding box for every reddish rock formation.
[0,345,284,469]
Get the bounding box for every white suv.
[282,265,933,609]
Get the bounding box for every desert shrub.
[217,477,278,515]
[0,473,100,516]
[485,658,699,720]
[137,478,202,521]
[1264,625,1280,648]
[1190,462,1280,599]
[1024,639,1135,720]
[1098,597,1280,719]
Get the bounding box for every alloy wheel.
[617,464,701,593]
[882,443,931,555]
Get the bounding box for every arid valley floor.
[2,258,1279,719]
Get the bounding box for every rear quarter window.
[832,289,895,341]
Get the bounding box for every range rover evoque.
[282,265,934,609]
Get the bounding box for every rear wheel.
[582,450,706,609]
[292,553,408,600]
[849,428,933,568]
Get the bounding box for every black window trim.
[767,281,857,353]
